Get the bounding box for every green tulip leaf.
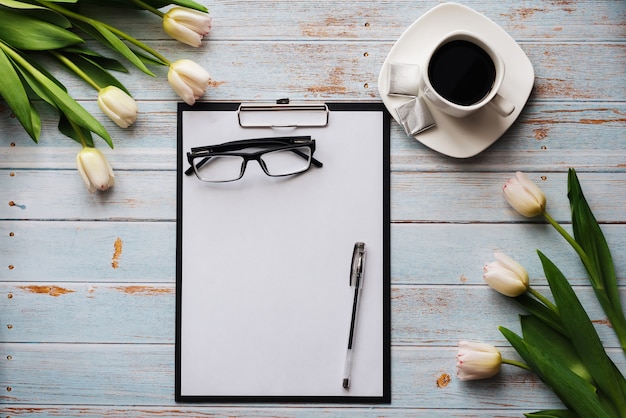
[131,47,168,67]
[13,59,59,108]
[72,20,156,76]
[515,293,566,336]
[9,47,113,148]
[77,0,208,13]
[0,45,39,141]
[166,0,208,12]
[524,410,579,418]
[56,52,131,95]
[500,325,611,418]
[538,251,626,416]
[520,315,593,383]
[0,9,83,50]
[499,327,614,418]
[61,46,129,73]
[499,326,539,376]
[0,0,72,27]
[59,114,95,148]
[567,169,624,318]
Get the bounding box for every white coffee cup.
[420,30,515,118]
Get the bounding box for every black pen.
[342,242,366,389]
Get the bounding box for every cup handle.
[488,93,515,117]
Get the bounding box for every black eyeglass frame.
[185,136,323,182]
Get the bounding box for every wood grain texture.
[4,343,623,409]
[1,282,623,347]
[0,0,625,416]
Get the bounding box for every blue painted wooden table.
[1,1,625,416]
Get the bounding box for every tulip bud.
[503,171,546,217]
[76,147,115,193]
[168,59,211,105]
[456,340,502,381]
[483,252,529,297]
[97,86,138,129]
[163,7,212,47]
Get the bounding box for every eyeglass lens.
[193,146,313,182]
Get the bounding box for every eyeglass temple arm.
[190,136,312,153]
[292,149,323,167]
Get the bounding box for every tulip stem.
[527,286,558,314]
[51,51,102,91]
[502,358,531,371]
[131,0,165,18]
[68,119,88,149]
[543,211,602,290]
[542,212,586,263]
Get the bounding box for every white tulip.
[483,252,529,297]
[76,148,115,193]
[503,171,546,217]
[456,341,502,381]
[168,59,211,105]
[97,86,138,129]
[163,7,212,47]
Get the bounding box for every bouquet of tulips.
[457,169,626,417]
[0,0,212,192]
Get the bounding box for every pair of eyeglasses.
[186,136,323,182]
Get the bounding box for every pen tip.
[343,378,350,389]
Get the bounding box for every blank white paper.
[178,104,387,400]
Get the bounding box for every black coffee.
[427,40,496,106]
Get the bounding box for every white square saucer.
[378,3,534,158]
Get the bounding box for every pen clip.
[350,242,366,288]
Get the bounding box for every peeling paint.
[19,286,75,297]
[437,373,452,388]
[208,80,225,88]
[115,286,174,296]
[592,318,612,327]
[534,128,549,140]
[301,17,358,38]
[535,78,593,100]
[306,66,348,94]
[112,237,123,269]
[579,118,626,125]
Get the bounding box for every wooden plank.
[2,101,626,173]
[0,42,621,104]
[391,171,626,223]
[86,1,626,41]
[0,221,175,282]
[391,224,626,287]
[2,171,625,222]
[1,282,622,347]
[2,222,625,287]
[0,170,176,221]
[7,342,622,409]
[0,406,544,418]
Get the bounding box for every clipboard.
[175,101,391,403]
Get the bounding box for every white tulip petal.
[76,152,96,193]
[97,86,138,129]
[456,341,501,381]
[163,7,212,46]
[168,67,196,105]
[164,18,202,47]
[168,59,211,105]
[76,148,115,193]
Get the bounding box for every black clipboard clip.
[237,98,329,128]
